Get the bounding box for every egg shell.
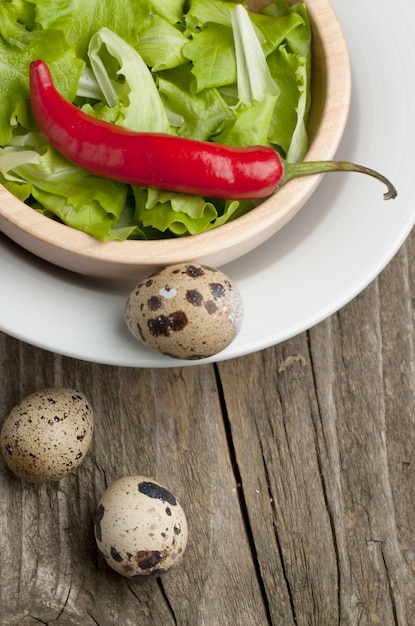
[94,475,188,578]
[0,387,93,482]
[125,263,244,359]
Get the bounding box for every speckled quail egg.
[0,387,93,482]
[125,263,244,359]
[94,475,188,577]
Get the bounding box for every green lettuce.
[1,132,130,240]
[231,3,279,105]
[136,15,189,71]
[0,13,83,144]
[86,27,171,132]
[214,93,279,147]
[29,0,149,57]
[0,0,312,241]
[182,23,237,92]
[157,67,234,140]
[148,0,187,25]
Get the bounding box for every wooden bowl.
[0,0,351,281]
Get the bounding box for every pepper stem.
[284,160,397,200]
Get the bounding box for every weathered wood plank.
[218,336,340,625]
[0,339,269,626]
[217,231,415,625]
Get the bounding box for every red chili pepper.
[29,60,397,201]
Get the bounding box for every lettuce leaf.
[86,27,171,132]
[136,15,189,71]
[185,0,235,30]
[1,132,128,240]
[214,93,279,147]
[0,2,84,145]
[231,4,279,105]
[135,187,219,236]
[133,187,254,237]
[28,0,149,57]
[158,67,234,140]
[182,23,237,92]
[148,0,187,25]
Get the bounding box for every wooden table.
[1,227,415,626]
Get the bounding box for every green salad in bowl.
[0,0,312,240]
[0,0,355,280]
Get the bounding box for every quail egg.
[94,475,188,577]
[125,263,244,359]
[0,387,94,482]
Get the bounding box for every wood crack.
[85,609,102,626]
[156,577,178,626]
[271,518,298,626]
[54,578,72,623]
[213,363,273,626]
[307,330,342,626]
[380,544,399,626]
[257,427,299,626]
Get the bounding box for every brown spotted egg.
[125,263,244,359]
[94,475,188,577]
[0,387,93,482]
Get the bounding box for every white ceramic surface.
[0,0,414,367]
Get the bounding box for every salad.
[0,0,311,240]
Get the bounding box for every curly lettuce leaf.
[214,93,278,147]
[2,132,128,240]
[158,67,234,140]
[0,2,84,145]
[132,186,252,237]
[100,202,146,240]
[182,23,237,92]
[266,8,311,159]
[148,0,187,25]
[28,0,149,57]
[0,146,40,182]
[185,0,235,30]
[133,187,218,236]
[249,10,305,57]
[86,27,171,132]
[136,15,189,71]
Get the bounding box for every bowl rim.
[0,0,351,279]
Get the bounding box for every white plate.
[1,0,414,368]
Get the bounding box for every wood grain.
[1,232,415,625]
